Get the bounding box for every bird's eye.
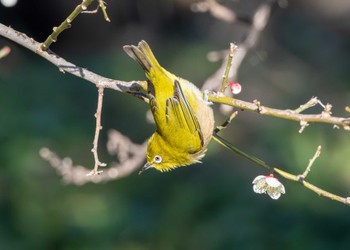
[153,155,162,164]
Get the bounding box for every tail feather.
[123,40,160,72]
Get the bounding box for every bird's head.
[140,133,196,174]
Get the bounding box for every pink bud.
[228,82,241,94]
[0,46,11,59]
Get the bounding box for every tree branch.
[39,130,147,185]
[0,23,147,94]
[208,94,350,130]
[202,2,273,92]
[87,86,107,176]
[213,134,350,206]
[41,0,95,50]
[5,22,347,132]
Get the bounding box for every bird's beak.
[139,162,152,175]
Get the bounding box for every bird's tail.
[123,40,161,73]
[212,134,272,171]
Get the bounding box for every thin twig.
[98,0,110,22]
[298,145,322,180]
[202,3,273,91]
[39,130,147,185]
[0,23,148,93]
[87,86,107,176]
[208,94,350,130]
[298,120,309,133]
[292,97,319,114]
[41,0,95,50]
[82,0,110,22]
[214,111,238,134]
[220,43,237,92]
[191,0,237,23]
[212,134,350,206]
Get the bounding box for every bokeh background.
[1,0,350,249]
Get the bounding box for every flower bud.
[228,82,241,95]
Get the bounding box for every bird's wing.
[165,80,204,150]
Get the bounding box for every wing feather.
[165,80,204,150]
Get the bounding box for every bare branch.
[82,0,111,22]
[214,111,238,134]
[274,168,350,206]
[298,120,309,133]
[40,130,147,185]
[220,43,238,93]
[202,3,273,92]
[213,134,350,206]
[0,23,147,94]
[41,0,95,50]
[291,97,319,114]
[2,22,348,131]
[87,86,107,176]
[191,0,237,23]
[208,94,350,130]
[298,145,322,180]
[106,130,147,176]
[98,0,110,22]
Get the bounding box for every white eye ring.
[153,155,162,164]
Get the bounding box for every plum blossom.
[252,174,285,200]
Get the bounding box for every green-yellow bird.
[123,41,214,172]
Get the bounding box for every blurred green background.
[1,0,350,249]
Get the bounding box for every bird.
[123,40,214,173]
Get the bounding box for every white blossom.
[252,174,285,200]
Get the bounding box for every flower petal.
[266,176,281,188]
[267,187,282,199]
[252,175,266,184]
[252,176,268,194]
